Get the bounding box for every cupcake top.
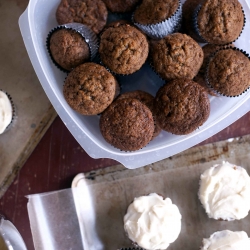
[207,48,250,97]
[102,0,140,13]
[194,44,232,96]
[56,0,108,34]
[154,78,210,135]
[49,28,90,71]
[63,62,119,115]
[151,33,203,81]
[133,0,179,25]
[199,161,250,221]
[99,23,149,75]
[99,98,154,151]
[0,91,13,134]
[117,90,161,139]
[201,230,250,250]
[124,193,181,250]
[197,0,244,44]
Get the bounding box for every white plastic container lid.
[18,0,250,169]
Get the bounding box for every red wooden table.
[1,113,250,249]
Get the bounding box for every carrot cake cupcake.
[199,161,250,221]
[99,98,154,151]
[63,62,119,115]
[124,193,182,250]
[150,33,203,81]
[99,23,149,75]
[56,0,108,34]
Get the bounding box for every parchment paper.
[27,135,250,250]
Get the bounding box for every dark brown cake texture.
[63,62,119,115]
[196,0,244,45]
[48,28,90,71]
[194,44,234,96]
[151,33,203,81]
[117,90,161,138]
[102,0,140,13]
[99,23,149,75]
[56,0,108,34]
[133,0,179,25]
[206,48,250,97]
[154,78,210,135]
[99,98,154,151]
[182,0,205,42]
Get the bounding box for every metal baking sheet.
[74,134,250,249]
[0,0,57,198]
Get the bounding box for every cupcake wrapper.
[193,5,246,45]
[0,90,17,133]
[205,47,250,97]
[46,23,99,73]
[132,0,182,39]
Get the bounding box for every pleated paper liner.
[0,89,17,133]
[132,0,182,39]
[46,23,99,73]
[193,4,246,45]
[205,47,250,97]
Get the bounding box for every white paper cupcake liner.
[193,5,246,45]
[132,0,182,39]
[46,23,99,73]
[205,47,250,97]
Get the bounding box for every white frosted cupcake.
[124,193,182,250]
[0,90,15,134]
[198,161,250,221]
[201,230,250,250]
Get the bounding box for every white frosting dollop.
[201,230,250,250]
[199,161,250,221]
[124,193,182,250]
[0,91,12,134]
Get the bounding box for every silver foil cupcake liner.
[132,0,182,39]
[0,90,17,133]
[205,47,250,97]
[46,23,99,73]
[193,4,246,45]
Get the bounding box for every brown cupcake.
[196,0,244,45]
[99,23,149,75]
[132,0,182,39]
[151,33,203,81]
[102,0,140,13]
[63,62,119,115]
[48,29,90,71]
[100,98,154,151]
[117,90,161,138]
[194,44,234,96]
[134,0,179,25]
[206,48,250,97]
[182,0,204,42]
[154,79,210,135]
[56,0,108,34]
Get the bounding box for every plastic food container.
[19,0,250,169]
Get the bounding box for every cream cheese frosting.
[124,193,181,250]
[198,161,250,221]
[201,230,250,250]
[0,91,12,134]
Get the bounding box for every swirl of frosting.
[124,193,181,250]
[201,230,250,250]
[0,91,12,134]
[199,161,250,220]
